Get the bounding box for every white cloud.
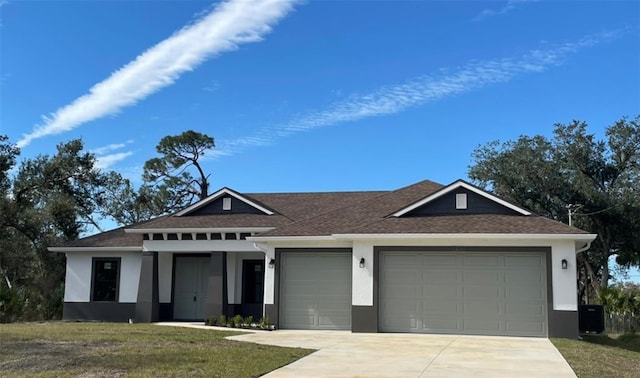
[17,0,299,148]
[95,151,134,170]
[211,30,623,158]
[90,140,136,169]
[90,140,133,155]
[473,0,537,22]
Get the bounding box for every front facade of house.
[50,179,596,338]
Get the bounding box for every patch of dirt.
[0,340,121,374]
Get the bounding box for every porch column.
[205,251,228,318]
[135,251,159,323]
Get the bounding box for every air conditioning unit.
[578,304,605,333]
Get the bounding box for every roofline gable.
[175,187,275,216]
[391,180,532,217]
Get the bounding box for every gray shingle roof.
[56,179,588,248]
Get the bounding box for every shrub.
[218,315,227,327]
[207,316,217,326]
[244,316,253,326]
[232,314,243,328]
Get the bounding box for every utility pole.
[567,204,583,226]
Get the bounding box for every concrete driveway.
[227,330,576,377]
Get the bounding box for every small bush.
[244,316,253,326]
[232,314,243,328]
[207,316,217,326]
[218,315,227,327]
[259,316,272,329]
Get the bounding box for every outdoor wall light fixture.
[561,259,568,270]
[359,258,366,268]
[268,258,275,269]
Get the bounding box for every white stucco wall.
[264,245,276,305]
[352,242,374,306]
[550,240,579,311]
[64,253,91,302]
[228,251,264,304]
[63,251,142,303]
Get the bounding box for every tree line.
[0,131,214,321]
[1,116,638,321]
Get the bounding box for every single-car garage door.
[379,251,547,337]
[280,252,351,330]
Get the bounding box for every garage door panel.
[462,270,501,284]
[380,251,547,337]
[423,317,459,331]
[504,255,544,267]
[462,286,501,299]
[423,285,457,298]
[423,300,458,314]
[506,320,545,333]
[386,299,419,312]
[464,301,501,316]
[463,319,501,332]
[318,314,351,328]
[422,254,458,265]
[463,255,500,266]
[280,252,351,330]
[506,286,544,300]
[506,302,546,316]
[422,271,459,284]
[382,254,419,265]
[383,270,418,284]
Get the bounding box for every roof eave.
[246,235,336,242]
[331,233,598,241]
[125,227,275,234]
[48,246,143,253]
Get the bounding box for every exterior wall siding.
[64,251,141,303]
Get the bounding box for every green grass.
[552,334,640,378]
[0,322,313,377]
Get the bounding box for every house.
[49,179,596,338]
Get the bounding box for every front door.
[241,260,264,320]
[173,256,210,320]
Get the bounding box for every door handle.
[193,296,197,302]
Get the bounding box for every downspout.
[252,243,268,253]
[576,241,592,254]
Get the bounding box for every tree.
[0,137,119,321]
[469,116,640,299]
[141,130,215,214]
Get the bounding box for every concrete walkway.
[155,323,575,377]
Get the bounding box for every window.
[222,197,232,211]
[455,193,468,210]
[91,258,120,302]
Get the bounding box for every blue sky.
[2,0,638,192]
[1,1,639,278]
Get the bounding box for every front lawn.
[552,334,640,378]
[0,322,313,377]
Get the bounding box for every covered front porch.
[132,228,270,323]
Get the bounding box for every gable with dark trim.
[186,196,266,216]
[403,187,523,217]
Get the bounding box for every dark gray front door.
[173,256,210,320]
[241,260,264,320]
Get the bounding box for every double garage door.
[380,251,548,337]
